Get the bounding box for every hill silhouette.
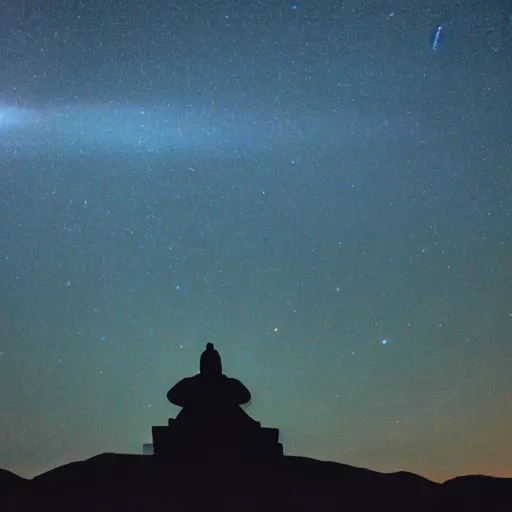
[2,343,511,511]
[3,455,512,511]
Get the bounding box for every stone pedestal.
[151,417,283,461]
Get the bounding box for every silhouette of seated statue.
[167,343,260,434]
[150,342,283,460]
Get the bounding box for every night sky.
[1,0,512,482]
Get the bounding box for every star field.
[0,0,511,482]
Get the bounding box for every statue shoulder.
[167,375,200,406]
[225,377,251,404]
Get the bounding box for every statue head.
[200,343,222,377]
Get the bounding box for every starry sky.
[1,0,512,482]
